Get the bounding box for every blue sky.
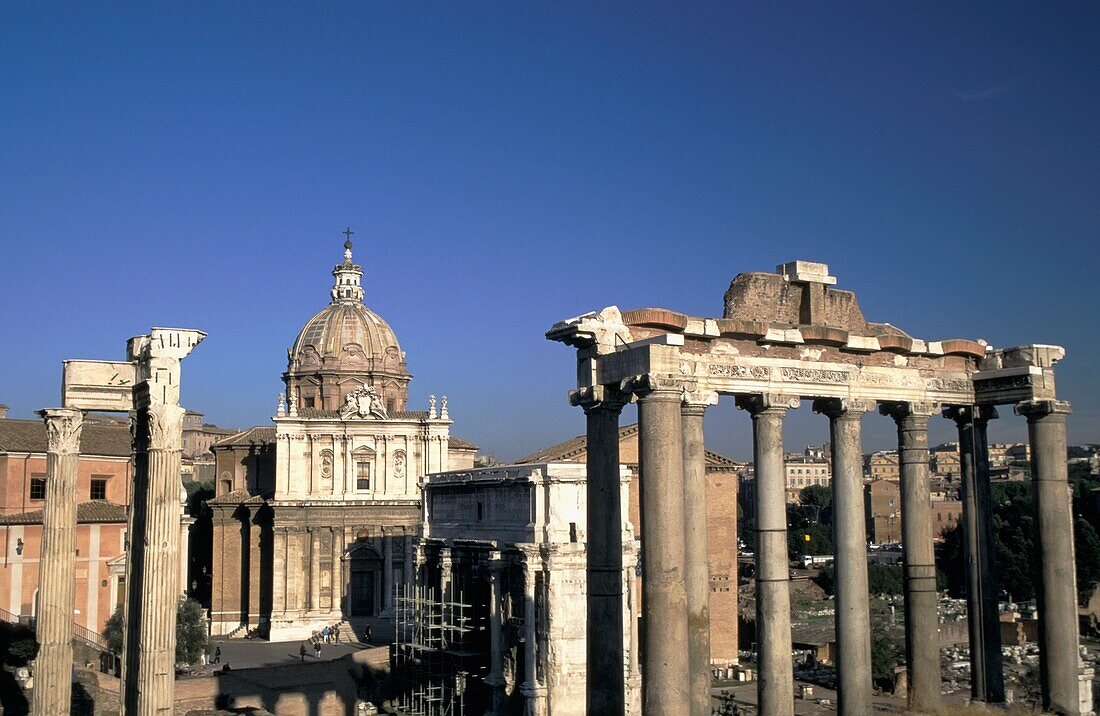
[2,3,1098,461]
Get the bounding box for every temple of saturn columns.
[548,261,1084,716]
[33,328,203,715]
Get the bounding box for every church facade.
[209,238,476,640]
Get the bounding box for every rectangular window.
[356,462,371,491]
[90,478,108,501]
[30,476,46,500]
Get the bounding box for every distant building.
[930,500,962,537]
[931,442,961,480]
[868,451,900,481]
[182,410,238,460]
[784,458,831,503]
[865,477,901,544]
[414,461,641,715]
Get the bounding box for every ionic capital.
[1014,399,1072,420]
[38,408,84,455]
[681,389,719,415]
[942,404,998,427]
[735,393,800,417]
[147,404,186,451]
[569,385,630,413]
[878,400,938,424]
[621,373,682,400]
[811,397,875,419]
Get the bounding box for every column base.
[485,674,507,716]
[520,682,547,716]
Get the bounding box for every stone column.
[944,405,1004,704]
[382,531,394,613]
[520,551,546,714]
[683,389,718,716]
[122,403,187,714]
[881,401,941,712]
[309,528,322,612]
[485,552,507,715]
[439,547,453,602]
[636,379,690,715]
[121,328,203,716]
[1016,400,1080,715]
[737,393,799,716]
[33,409,83,716]
[571,385,629,715]
[814,399,873,715]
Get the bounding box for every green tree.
[870,631,904,690]
[788,523,833,558]
[104,605,123,654]
[1075,517,1100,595]
[102,597,208,665]
[176,597,208,665]
[866,563,904,596]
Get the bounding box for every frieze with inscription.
[779,367,849,384]
[706,364,771,380]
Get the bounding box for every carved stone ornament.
[340,385,388,420]
[39,409,84,454]
[147,404,186,451]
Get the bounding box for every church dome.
[289,302,404,373]
[283,234,412,414]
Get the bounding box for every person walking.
[322,625,330,644]
[334,625,340,644]
[299,643,307,662]
[214,645,221,664]
[314,641,322,660]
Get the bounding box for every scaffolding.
[393,583,477,716]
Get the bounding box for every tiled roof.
[0,419,131,457]
[448,435,479,451]
[212,426,276,448]
[0,500,127,525]
[515,423,742,469]
[206,489,265,506]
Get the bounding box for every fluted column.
[122,403,186,715]
[120,328,203,715]
[636,380,690,715]
[944,405,1004,704]
[520,551,546,715]
[682,389,718,716]
[815,399,873,715]
[571,385,629,715]
[1016,399,1080,715]
[881,401,941,712]
[33,409,83,716]
[485,552,506,715]
[439,547,453,602]
[382,531,394,613]
[737,393,799,716]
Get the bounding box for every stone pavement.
[191,636,380,673]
